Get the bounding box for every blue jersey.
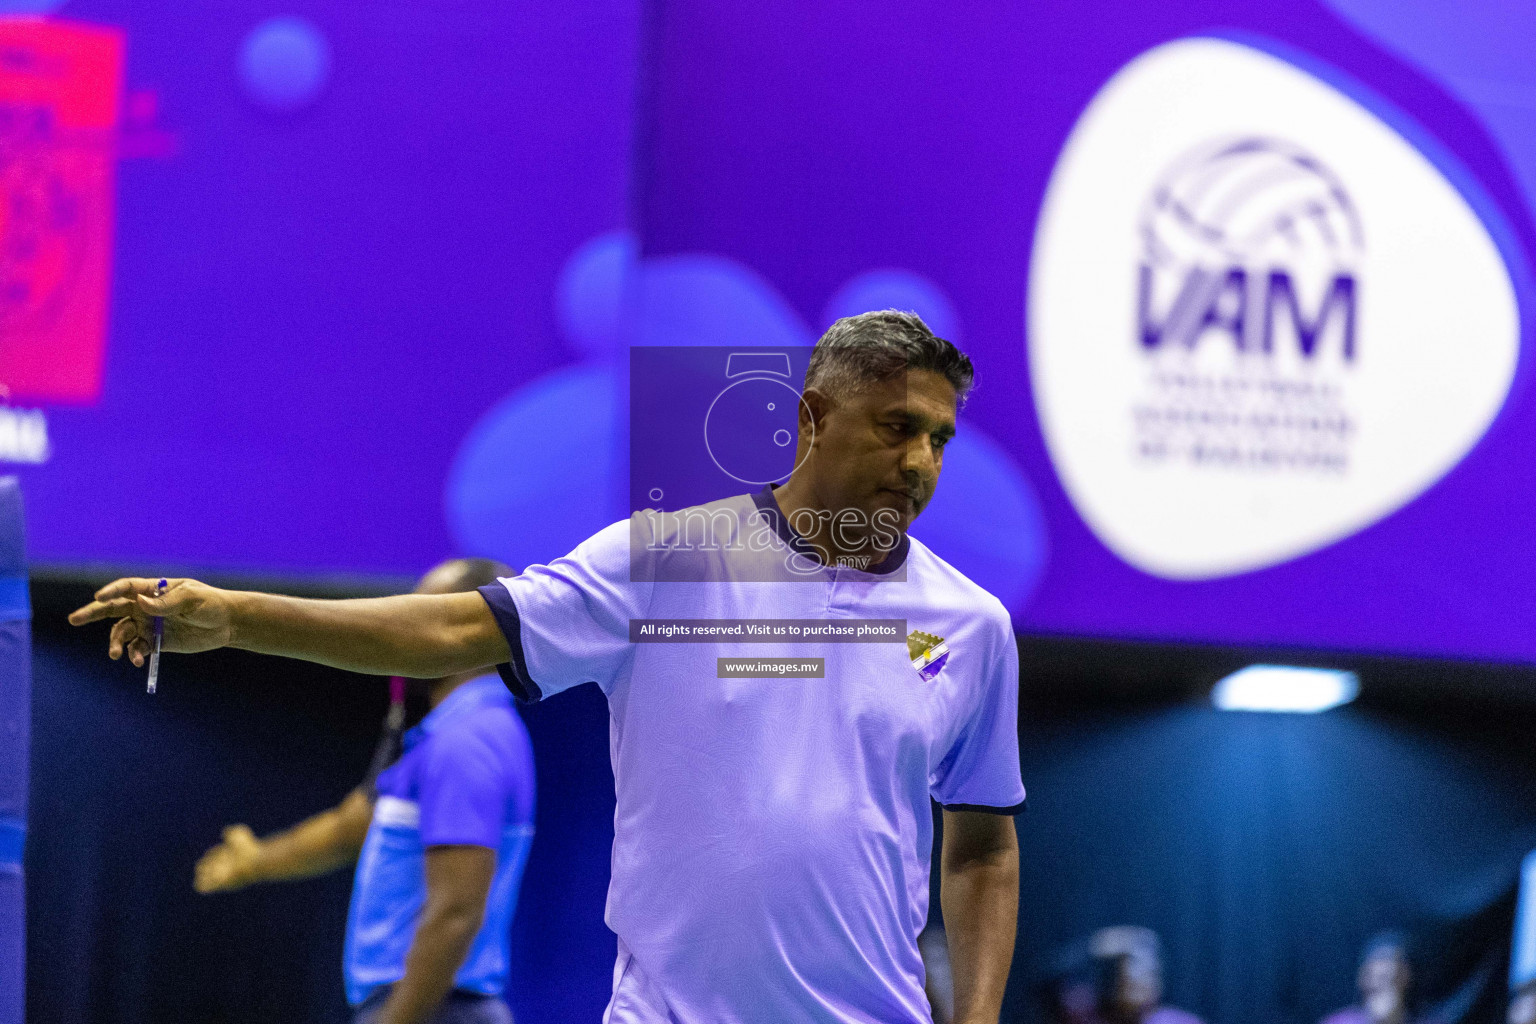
[344,675,536,1007]
[479,487,1024,1024]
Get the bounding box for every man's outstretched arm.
[67,577,510,678]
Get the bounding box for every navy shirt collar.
[751,485,910,576]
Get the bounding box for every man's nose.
[902,436,938,485]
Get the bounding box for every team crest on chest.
[907,630,950,682]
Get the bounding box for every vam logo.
[1138,137,1360,368]
[1135,136,1361,476]
[1029,36,1521,580]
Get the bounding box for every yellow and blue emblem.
[907,629,950,681]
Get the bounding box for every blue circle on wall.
[446,364,623,569]
[635,253,810,348]
[556,230,637,360]
[238,16,332,113]
[909,426,1048,614]
[821,268,963,342]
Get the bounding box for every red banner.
[0,18,123,404]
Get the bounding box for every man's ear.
[799,388,832,447]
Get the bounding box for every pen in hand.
[147,578,167,694]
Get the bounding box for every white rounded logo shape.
[1029,36,1521,579]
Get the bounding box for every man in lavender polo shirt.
[72,310,1026,1024]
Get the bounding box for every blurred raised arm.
[194,788,375,893]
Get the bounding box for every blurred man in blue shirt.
[193,559,536,1024]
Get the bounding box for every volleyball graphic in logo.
[1134,135,1362,365]
[1140,137,1361,272]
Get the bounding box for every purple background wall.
[13,0,1536,661]
[13,4,1536,1024]
[16,0,640,578]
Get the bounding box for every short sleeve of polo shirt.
[417,729,508,849]
[478,519,649,703]
[929,616,1026,814]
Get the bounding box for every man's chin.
[872,491,920,536]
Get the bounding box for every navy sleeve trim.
[941,799,1027,816]
[477,584,544,703]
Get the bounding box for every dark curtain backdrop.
[29,584,1536,1024]
[26,586,618,1024]
[1006,696,1536,1024]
